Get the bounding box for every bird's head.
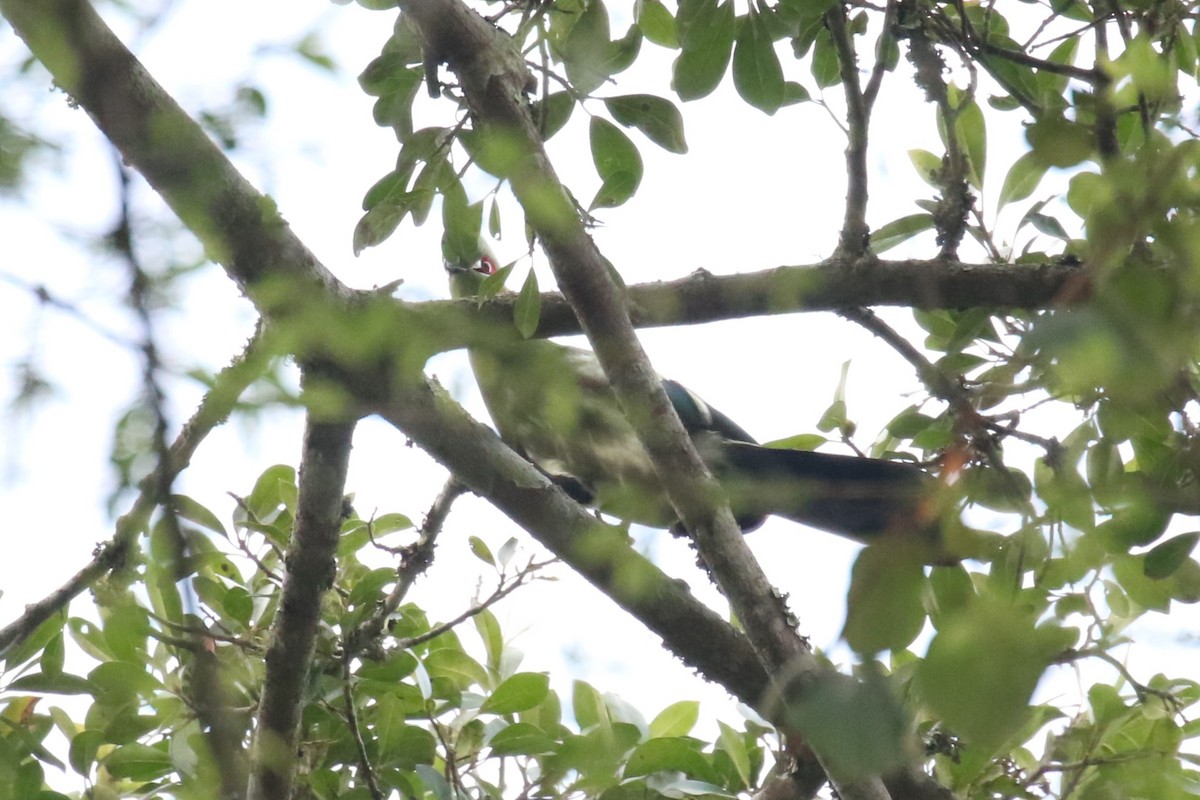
[446,236,501,299]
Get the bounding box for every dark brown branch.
[423,259,1086,351]
[372,374,771,703]
[248,415,357,800]
[862,0,898,108]
[825,3,872,257]
[368,371,961,800]
[401,4,891,798]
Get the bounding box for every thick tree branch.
[0,0,774,725]
[248,414,356,800]
[428,258,1084,348]
[372,373,771,700]
[0,6,1064,799]
[401,3,891,798]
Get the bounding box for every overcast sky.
[2,2,1197,789]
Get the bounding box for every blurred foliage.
[3,0,1200,798]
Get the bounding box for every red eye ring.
[477,255,497,275]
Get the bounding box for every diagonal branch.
[399,3,892,798]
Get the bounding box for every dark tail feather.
[713,442,937,542]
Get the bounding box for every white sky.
[2,0,1197,791]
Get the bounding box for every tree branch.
[248,414,357,800]
[425,258,1085,349]
[371,373,954,800]
[371,372,771,700]
[400,3,891,798]
[824,2,872,257]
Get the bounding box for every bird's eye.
[477,255,497,276]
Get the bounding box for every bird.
[447,241,975,563]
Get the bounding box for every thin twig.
[344,476,467,659]
[342,652,384,800]
[824,2,872,257]
[394,558,554,652]
[1054,648,1184,711]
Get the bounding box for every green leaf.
[441,179,483,266]
[572,680,607,730]
[637,0,678,48]
[625,737,719,782]
[1026,115,1093,168]
[372,512,413,535]
[998,150,1048,208]
[763,433,826,450]
[224,585,254,627]
[1143,533,1200,580]
[916,598,1057,750]
[515,269,541,339]
[88,662,162,705]
[9,672,93,695]
[927,564,975,626]
[69,730,104,777]
[605,26,644,77]
[469,536,495,567]
[907,148,942,187]
[102,743,172,780]
[947,87,986,189]
[809,28,840,88]
[1097,502,1172,551]
[843,542,927,654]
[488,722,559,755]
[416,764,452,800]
[781,80,811,105]
[377,706,437,769]
[589,117,643,209]
[961,466,1032,514]
[717,720,752,786]
[2,613,65,672]
[488,197,502,237]
[787,672,909,778]
[564,0,616,95]
[604,94,688,154]
[424,648,488,690]
[871,214,934,253]
[358,52,418,97]
[672,0,735,101]
[481,672,550,714]
[1028,212,1069,240]
[474,608,505,673]
[649,700,699,738]
[532,91,575,140]
[480,262,514,298]
[732,11,785,114]
[40,632,64,678]
[243,464,297,521]
[171,494,227,537]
